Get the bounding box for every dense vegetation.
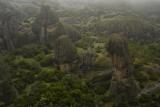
[0,0,160,107]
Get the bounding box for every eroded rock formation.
[107,34,139,104]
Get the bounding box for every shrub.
[13,56,41,71]
[94,54,112,69]
[40,54,54,67]
[36,67,58,82]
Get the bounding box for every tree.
[0,56,17,106]
[49,22,66,42]
[54,35,77,72]
[63,24,81,42]
[11,77,98,107]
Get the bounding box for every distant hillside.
[89,16,160,42]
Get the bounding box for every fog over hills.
[55,0,160,12]
[1,0,160,17]
[0,0,160,106]
[1,0,159,9]
[3,0,160,6]
[56,0,160,4]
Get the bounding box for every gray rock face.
[139,82,160,97]
[110,68,139,103]
[107,34,139,103]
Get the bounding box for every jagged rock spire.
[106,33,139,105]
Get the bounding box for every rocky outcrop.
[138,81,160,97]
[80,48,96,71]
[0,1,20,51]
[107,34,139,103]
[54,35,77,72]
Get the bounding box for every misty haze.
[0,0,160,107]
